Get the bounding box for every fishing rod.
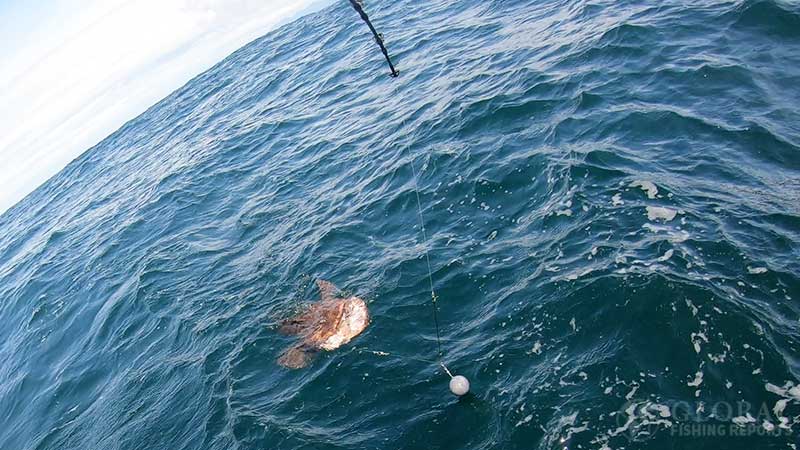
[347,0,399,77]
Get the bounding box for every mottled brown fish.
[277,279,370,369]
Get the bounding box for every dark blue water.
[1,0,799,448]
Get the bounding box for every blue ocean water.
[1,0,800,448]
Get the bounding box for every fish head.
[343,296,369,334]
[318,296,369,351]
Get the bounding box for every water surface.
[1,0,799,448]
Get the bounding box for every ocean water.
[1,0,799,448]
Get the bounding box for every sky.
[0,0,331,215]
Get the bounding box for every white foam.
[657,249,674,262]
[696,402,705,414]
[646,206,677,221]
[732,413,756,426]
[766,382,800,401]
[565,422,589,440]
[690,332,707,353]
[565,268,593,281]
[605,401,673,441]
[688,371,703,387]
[708,350,727,363]
[642,223,691,244]
[515,414,533,427]
[764,382,800,429]
[671,230,690,242]
[625,384,639,400]
[774,399,789,417]
[630,180,659,199]
[685,299,699,316]
[612,193,624,206]
[747,266,767,274]
[652,404,671,418]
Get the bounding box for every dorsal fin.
[316,279,340,302]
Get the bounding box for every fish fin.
[277,345,315,369]
[316,279,340,302]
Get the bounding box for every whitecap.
[630,180,659,199]
[657,249,674,262]
[646,206,677,221]
[732,413,756,426]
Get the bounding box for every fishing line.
[338,0,470,392]
[352,146,470,393]
[410,158,453,379]
[347,0,399,77]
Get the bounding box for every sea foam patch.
[630,180,659,199]
[646,206,677,221]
